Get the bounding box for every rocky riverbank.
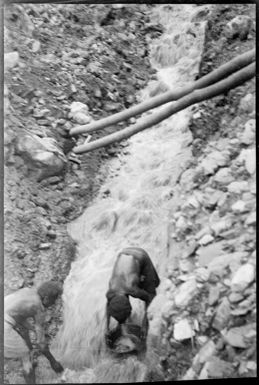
[156,4,256,380]
[4,4,162,383]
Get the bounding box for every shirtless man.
[105,247,160,341]
[4,281,64,384]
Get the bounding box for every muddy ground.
[4,3,256,383]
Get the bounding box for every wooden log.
[73,62,255,154]
[70,49,255,136]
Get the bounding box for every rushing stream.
[39,4,209,383]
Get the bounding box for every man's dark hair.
[108,294,132,324]
[37,281,62,302]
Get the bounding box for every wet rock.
[231,200,249,214]
[239,93,255,114]
[4,51,19,71]
[222,323,256,348]
[208,284,220,306]
[212,297,231,331]
[230,263,255,292]
[174,278,197,308]
[197,241,224,266]
[198,234,214,246]
[173,318,194,341]
[240,119,255,145]
[214,167,234,185]
[227,181,249,194]
[69,101,91,124]
[225,15,253,40]
[206,356,233,378]
[245,212,256,226]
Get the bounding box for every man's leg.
[21,353,35,385]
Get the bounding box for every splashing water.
[42,4,209,383]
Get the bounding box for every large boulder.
[16,132,67,181]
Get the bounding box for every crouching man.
[4,281,64,384]
[105,247,160,343]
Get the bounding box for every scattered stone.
[194,339,216,365]
[16,133,67,181]
[182,368,197,380]
[210,217,232,236]
[245,212,256,226]
[240,119,255,145]
[246,361,256,371]
[206,356,233,378]
[39,242,51,250]
[227,181,249,194]
[198,234,214,246]
[179,259,195,273]
[182,240,199,258]
[214,167,234,185]
[195,226,211,240]
[200,151,229,175]
[212,297,231,331]
[31,40,41,53]
[196,335,209,346]
[69,101,91,124]
[195,267,210,283]
[204,189,224,209]
[225,15,253,40]
[228,292,244,303]
[239,93,255,114]
[174,278,197,308]
[238,148,256,175]
[4,51,19,71]
[173,318,194,341]
[231,200,249,213]
[230,263,255,292]
[222,323,256,348]
[208,285,220,306]
[197,241,224,267]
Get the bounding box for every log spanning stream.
[39,4,209,383]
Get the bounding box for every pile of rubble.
[160,91,256,379]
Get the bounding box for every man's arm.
[127,286,152,305]
[34,310,47,351]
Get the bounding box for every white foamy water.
[40,4,210,383]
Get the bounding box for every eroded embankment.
[4,4,161,384]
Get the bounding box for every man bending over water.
[106,247,160,341]
[4,281,64,384]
